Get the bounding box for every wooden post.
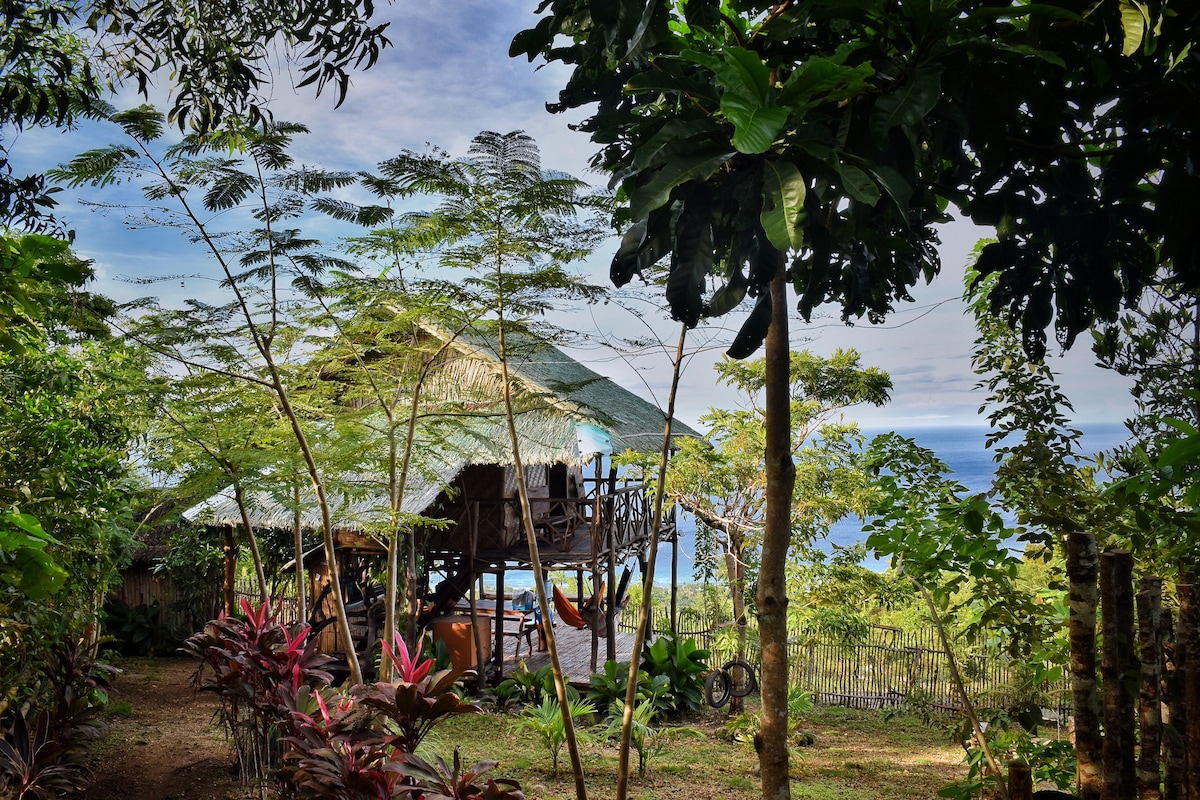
[1068,531,1103,800]
[494,569,506,681]
[1137,576,1163,800]
[1163,608,1184,800]
[1009,759,1033,800]
[1180,584,1200,800]
[1101,550,1137,800]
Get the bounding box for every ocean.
[653,421,1133,583]
[482,422,1131,593]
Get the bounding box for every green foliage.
[512,696,597,774]
[1,0,392,229]
[587,659,673,719]
[640,635,710,716]
[0,240,142,717]
[495,664,574,708]
[0,638,118,799]
[396,750,525,800]
[101,600,174,657]
[602,699,663,777]
[156,524,223,634]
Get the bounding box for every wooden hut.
[183,330,701,680]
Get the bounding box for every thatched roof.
[183,329,700,531]
[445,330,700,454]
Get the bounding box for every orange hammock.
[552,585,588,629]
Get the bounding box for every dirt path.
[87,657,251,800]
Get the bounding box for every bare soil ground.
[87,657,253,800]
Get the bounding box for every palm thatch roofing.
[183,331,700,532]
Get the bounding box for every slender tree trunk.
[222,524,236,616]
[293,484,306,624]
[1101,550,1136,800]
[1138,576,1163,800]
[918,580,1009,800]
[1067,531,1103,800]
[726,538,747,715]
[616,324,686,800]
[756,264,794,800]
[232,482,270,611]
[493,264,587,800]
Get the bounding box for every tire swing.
[704,669,732,708]
[704,658,757,708]
[724,658,757,697]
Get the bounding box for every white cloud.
[5,0,1138,433]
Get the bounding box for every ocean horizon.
[484,421,1132,593]
[653,420,1132,584]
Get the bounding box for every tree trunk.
[616,325,686,800]
[1067,531,1103,800]
[1163,608,1184,800]
[1009,760,1033,800]
[232,482,270,611]
[756,265,794,800]
[293,484,306,624]
[1101,550,1136,800]
[1180,583,1200,800]
[726,536,747,715]
[1137,576,1163,800]
[222,524,235,616]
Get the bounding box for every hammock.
[552,567,635,635]
[552,585,588,629]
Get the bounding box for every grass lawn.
[435,702,966,800]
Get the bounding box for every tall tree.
[53,109,372,682]
[513,4,1199,793]
[370,130,607,800]
[667,349,889,709]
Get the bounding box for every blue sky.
[8,0,1136,433]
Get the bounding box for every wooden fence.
[621,607,1072,718]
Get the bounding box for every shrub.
[181,598,335,784]
[640,635,710,716]
[0,639,117,799]
[396,750,525,800]
[511,696,596,774]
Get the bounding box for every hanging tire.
[724,658,757,698]
[704,668,732,708]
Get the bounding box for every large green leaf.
[666,200,713,327]
[632,119,720,170]
[682,47,770,106]
[834,161,879,206]
[869,66,942,139]
[726,289,772,359]
[778,48,874,106]
[760,160,807,252]
[722,95,788,154]
[1119,0,1148,57]
[629,148,732,220]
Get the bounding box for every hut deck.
[495,622,637,685]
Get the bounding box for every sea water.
[483,422,1132,594]
[654,421,1133,584]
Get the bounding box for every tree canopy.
[1,0,392,229]
[515,0,1199,360]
